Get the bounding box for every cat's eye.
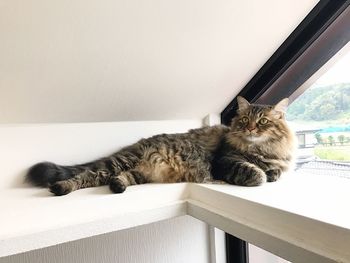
[241,117,249,123]
[259,118,268,124]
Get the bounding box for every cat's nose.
[247,126,256,131]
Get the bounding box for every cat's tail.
[26,162,76,187]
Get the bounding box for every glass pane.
[249,46,350,263]
[286,50,350,176]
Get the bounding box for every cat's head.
[230,96,291,143]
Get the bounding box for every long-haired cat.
[26,97,295,195]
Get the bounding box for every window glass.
[249,50,350,263]
[286,50,350,176]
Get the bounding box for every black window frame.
[221,0,350,125]
[222,1,350,262]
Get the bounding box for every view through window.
[286,49,350,178]
[248,48,350,263]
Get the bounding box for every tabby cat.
[27,97,295,195]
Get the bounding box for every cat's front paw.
[266,169,282,182]
[227,164,266,186]
[49,181,73,196]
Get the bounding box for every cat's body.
[27,97,296,195]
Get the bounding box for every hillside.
[286,83,350,123]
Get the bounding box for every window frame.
[221,1,350,262]
[221,0,350,125]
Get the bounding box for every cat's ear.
[274,98,289,113]
[237,96,250,111]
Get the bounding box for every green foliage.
[315,133,322,144]
[287,83,350,121]
[314,146,350,161]
[338,135,345,145]
[328,135,335,146]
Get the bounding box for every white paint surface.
[0,120,202,189]
[1,122,350,262]
[209,227,226,263]
[0,0,318,123]
[1,216,210,263]
[0,120,211,263]
[2,174,350,262]
[249,244,290,263]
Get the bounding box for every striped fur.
[26,97,295,195]
[212,97,296,185]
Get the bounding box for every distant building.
[295,129,320,148]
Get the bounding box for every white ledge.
[1,173,350,263]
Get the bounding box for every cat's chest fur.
[227,137,293,171]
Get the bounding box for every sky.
[314,50,350,86]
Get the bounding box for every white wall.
[249,244,290,263]
[1,216,211,263]
[0,0,318,123]
[0,120,202,189]
[0,1,319,261]
[0,120,216,263]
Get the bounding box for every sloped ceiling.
[0,0,318,123]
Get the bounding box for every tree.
[338,135,345,145]
[286,83,350,121]
[319,103,337,120]
[328,135,335,146]
[315,133,323,144]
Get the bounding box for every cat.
[26,97,296,195]
[212,97,296,185]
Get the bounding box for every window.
[221,2,349,263]
[287,49,350,176]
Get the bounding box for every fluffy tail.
[26,162,75,187]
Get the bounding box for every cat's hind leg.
[49,169,111,196]
[109,169,148,193]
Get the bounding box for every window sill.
[1,173,349,262]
